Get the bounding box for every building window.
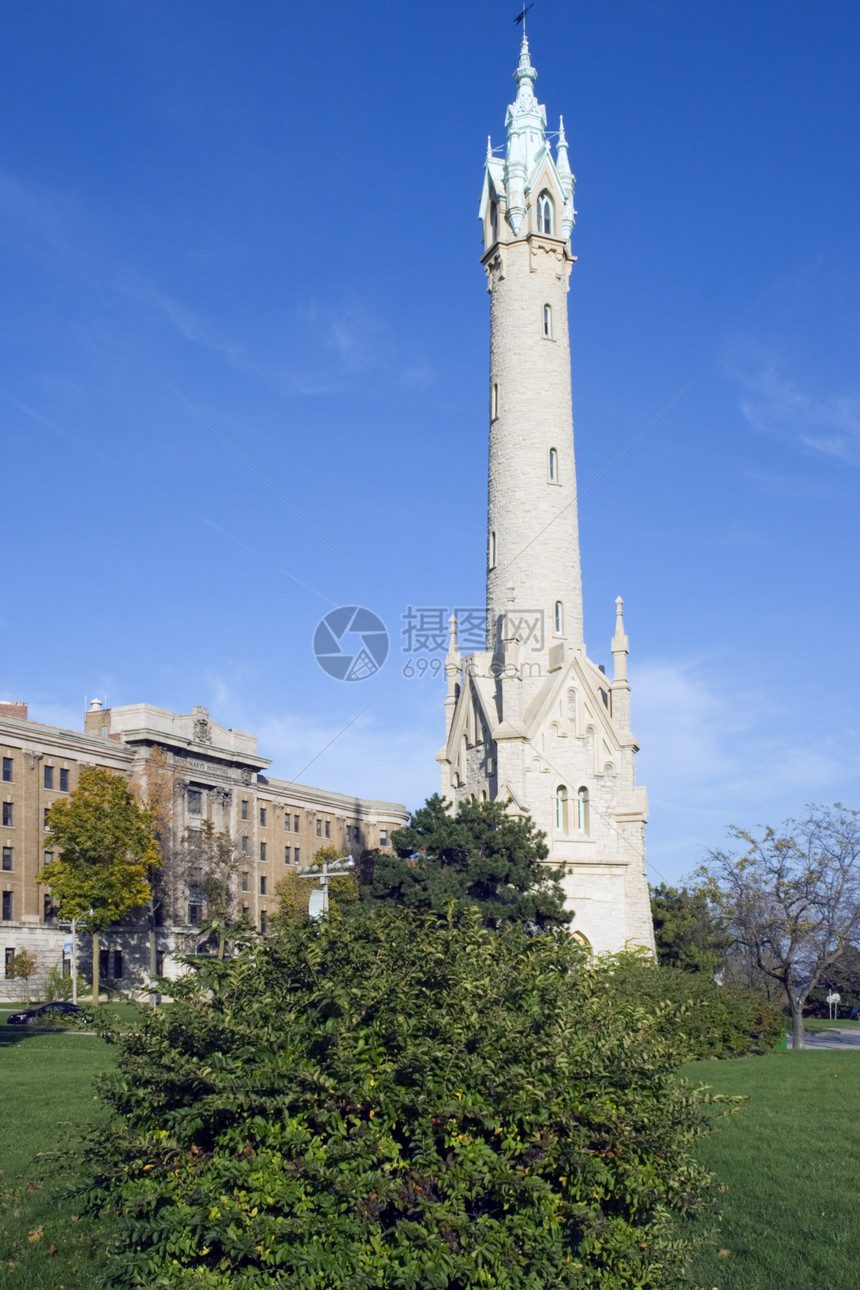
[1,758,11,783]
[156,951,165,976]
[490,200,498,243]
[259,807,267,827]
[537,191,554,235]
[100,948,109,980]
[2,847,11,872]
[543,303,552,338]
[577,787,590,835]
[2,892,11,921]
[260,842,267,863]
[241,872,249,892]
[324,821,331,839]
[44,808,51,831]
[188,903,202,926]
[284,845,291,864]
[43,851,53,865]
[556,785,569,835]
[59,768,69,792]
[44,765,54,790]
[4,947,13,976]
[241,836,249,856]
[2,802,13,827]
[113,950,123,980]
[489,530,496,569]
[294,846,301,866]
[554,601,564,636]
[491,382,499,420]
[316,820,322,837]
[379,829,389,847]
[549,447,558,483]
[43,894,55,922]
[260,876,267,896]
[352,826,361,842]
[241,799,249,821]
[293,815,300,832]
[188,789,202,816]
[242,905,249,919]
[260,911,268,935]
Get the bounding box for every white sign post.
[294,855,355,919]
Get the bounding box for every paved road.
[788,1026,860,1049]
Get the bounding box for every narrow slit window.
[577,787,590,835]
[543,303,552,338]
[548,448,558,482]
[491,382,499,420]
[489,530,496,569]
[490,201,498,243]
[554,601,564,635]
[556,785,568,835]
[537,192,554,236]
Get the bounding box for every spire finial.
[513,32,537,99]
[612,597,629,682]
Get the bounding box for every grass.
[802,1016,858,1032]
[685,1050,860,1290]
[1,1012,858,1289]
[0,1010,129,1289]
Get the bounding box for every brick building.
[0,698,407,997]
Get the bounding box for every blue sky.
[2,0,858,885]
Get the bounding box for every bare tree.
[183,821,238,959]
[702,804,860,1048]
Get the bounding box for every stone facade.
[437,38,655,955]
[0,700,407,998]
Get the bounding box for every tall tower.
[438,37,655,955]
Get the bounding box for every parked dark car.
[6,1001,89,1025]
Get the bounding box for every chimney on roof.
[0,701,28,721]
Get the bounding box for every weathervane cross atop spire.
[514,2,534,30]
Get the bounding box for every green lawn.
[1,1015,858,1289]
[686,1050,860,1290]
[0,1017,115,1288]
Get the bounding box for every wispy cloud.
[254,708,437,810]
[632,656,860,880]
[737,364,860,463]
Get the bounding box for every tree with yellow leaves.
[40,767,160,1005]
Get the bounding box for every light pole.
[71,917,78,1005]
[294,855,355,917]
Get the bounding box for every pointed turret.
[443,614,462,739]
[556,116,576,240]
[504,35,547,235]
[611,597,631,733]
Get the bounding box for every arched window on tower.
[543,303,552,338]
[577,787,590,835]
[490,201,498,244]
[548,447,559,483]
[537,192,554,236]
[554,600,564,636]
[556,785,568,835]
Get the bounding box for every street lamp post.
[71,917,78,1006]
[294,855,355,917]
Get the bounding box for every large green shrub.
[363,795,570,930]
[78,911,718,1289]
[605,951,784,1059]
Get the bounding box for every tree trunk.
[788,991,805,1049]
[92,930,100,1007]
